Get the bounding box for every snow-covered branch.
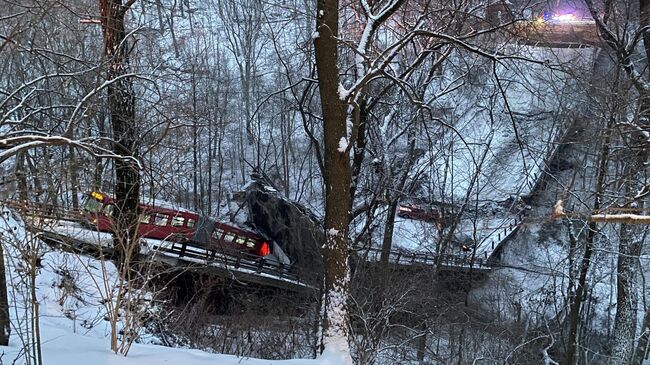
[552,200,650,224]
[0,135,142,168]
[588,213,650,224]
[583,0,650,93]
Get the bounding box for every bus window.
[171,216,185,227]
[187,219,195,228]
[154,213,169,226]
[245,239,256,248]
[235,237,247,246]
[139,213,151,224]
[212,228,225,240]
[223,232,235,242]
[103,204,115,217]
[83,196,103,213]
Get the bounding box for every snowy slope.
[416,46,594,205]
[0,206,343,365]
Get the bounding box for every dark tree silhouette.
[99,0,140,272]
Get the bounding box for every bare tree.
[98,0,141,275]
[580,1,650,362]
[313,0,353,359]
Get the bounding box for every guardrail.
[2,200,83,222]
[5,202,307,289]
[523,124,571,197]
[476,215,523,260]
[146,239,298,282]
[357,245,492,270]
[11,202,518,281]
[356,213,526,271]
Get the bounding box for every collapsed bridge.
[5,178,519,296]
[6,119,572,294]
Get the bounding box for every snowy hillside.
[0,206,350,365]
[3,0,650,363]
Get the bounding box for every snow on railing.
[522,123,570,197]
[358,245,492,270]
[475,215,523,260]
[146,239,298,282]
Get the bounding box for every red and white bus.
[82,191,279,260]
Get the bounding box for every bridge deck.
[474,217,521,260]
[10,197,528,283]
[30,219,312,292]
[512,22,602,48]
[357,246,493,273]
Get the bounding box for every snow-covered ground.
[474,221,570,323]
[0,206,344,365]
[415,46,594,205]
[1,322,318,365]
[40,219,115,248]
[390,218,439,252]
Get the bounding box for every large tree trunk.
[0,240,9,346]
[565,113,613,365]
[615,10,650,358]
[100,0,140,273]
[632,306,650,364]
[611,216,644,364]
[314,0,353,362]
[611,161,647,364]
[15,152,28,203]
[68,146,79,210]
[610,88,650,364]
[380,199,399,265]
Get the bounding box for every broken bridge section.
[8,143,572,295]
[238,181,325,285]
[238,179,514,274]
[6,201,312,293]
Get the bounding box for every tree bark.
[15,152,28,203]
[69,146,79,210]
[99,0,140,273]
[610,86,650,365]
[632,306,650,364]
[0,241,10,346]
[611,216,644,364]
[380,198,399,265]
[314,0,353,361]
[565,113,613,365]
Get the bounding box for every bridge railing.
[476,215,523,260]
[5,203,303,286]
[356,212,526,270]
[2,200,84,223]
[146,239,299,282]
[523,122,572,197]
[357,245,492,270]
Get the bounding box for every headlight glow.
[552,13,577,22]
